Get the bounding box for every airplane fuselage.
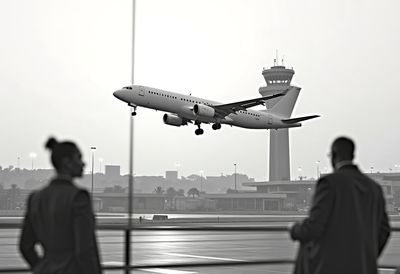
[114,85,299,130]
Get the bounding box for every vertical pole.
[126,1,136,273]
[234,164,237,191]
[91,147,96,197]
[91,151,94,196]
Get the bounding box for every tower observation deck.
[259,64,299,181]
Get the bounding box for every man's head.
[45,137,85,178]
[330,136,355,169]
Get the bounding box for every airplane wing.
[213,93,284,117]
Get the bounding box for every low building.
[244,172,399,212]
[94,193,166,212]
[203,193,287,211]
[174,197,216,211]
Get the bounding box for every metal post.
[126,1,136,273]
[234,164,237,191]
[91,147,96,196]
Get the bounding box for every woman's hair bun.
[45,137,58,150]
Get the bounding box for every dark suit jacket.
[290,165,390,274]
[19,178,102,274]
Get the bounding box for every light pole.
[29,153,37,170]
[370,166,374,174]
[316,160,320,179]
[298,167,302,180]
[234,163,237,191]
[91,147,96,196]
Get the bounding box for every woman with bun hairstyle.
[19,137,102,274]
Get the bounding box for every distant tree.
[153,186,164,194]
[166,187,177,209]
[187,174,200,181]
[187,187,200,198]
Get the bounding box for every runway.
[1,221,399,274]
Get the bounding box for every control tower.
[259,64,298,181]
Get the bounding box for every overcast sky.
[1,0,399,181]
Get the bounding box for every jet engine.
[163,113,184,127]
[193,104,215,118]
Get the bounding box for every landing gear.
[195,128,204,135]
[195,121,204,135]
[129,104,137,116]
[212,123,221,130]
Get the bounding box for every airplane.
[113,85,319,135]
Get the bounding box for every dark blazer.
[290,165,390,274]
[19,178,102,274]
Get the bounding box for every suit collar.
[335,160,354,170]
[51,175,73,185]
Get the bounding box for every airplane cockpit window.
[123,86,132,90]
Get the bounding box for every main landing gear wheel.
[194,121,204,135]
[195,128,204,135]
[212,123,221,130]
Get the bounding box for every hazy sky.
[1,0,399,181]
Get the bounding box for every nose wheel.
[130,105,137,116]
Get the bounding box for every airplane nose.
[113,90,126,101]
[113,90,122,99]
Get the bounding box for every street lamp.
[298,167,302,180]
[29,153,37,170]
[316,160,320,179]
[234,164,237,191]
[91,147,96,196]
[370,166,374,174]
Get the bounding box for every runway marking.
[378,268,396,274]
[141,269,197,274]
[165,252,246,262]
[103,262,197,274]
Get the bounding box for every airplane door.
[139,88,145,97]
[268,117,273,125]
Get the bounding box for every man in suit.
[290,136,390,274]
[19,137,102,274]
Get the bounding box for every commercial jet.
[113,85,319,135]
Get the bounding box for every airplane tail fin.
[266,87,300,118]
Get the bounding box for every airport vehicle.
[113,85,318,135]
